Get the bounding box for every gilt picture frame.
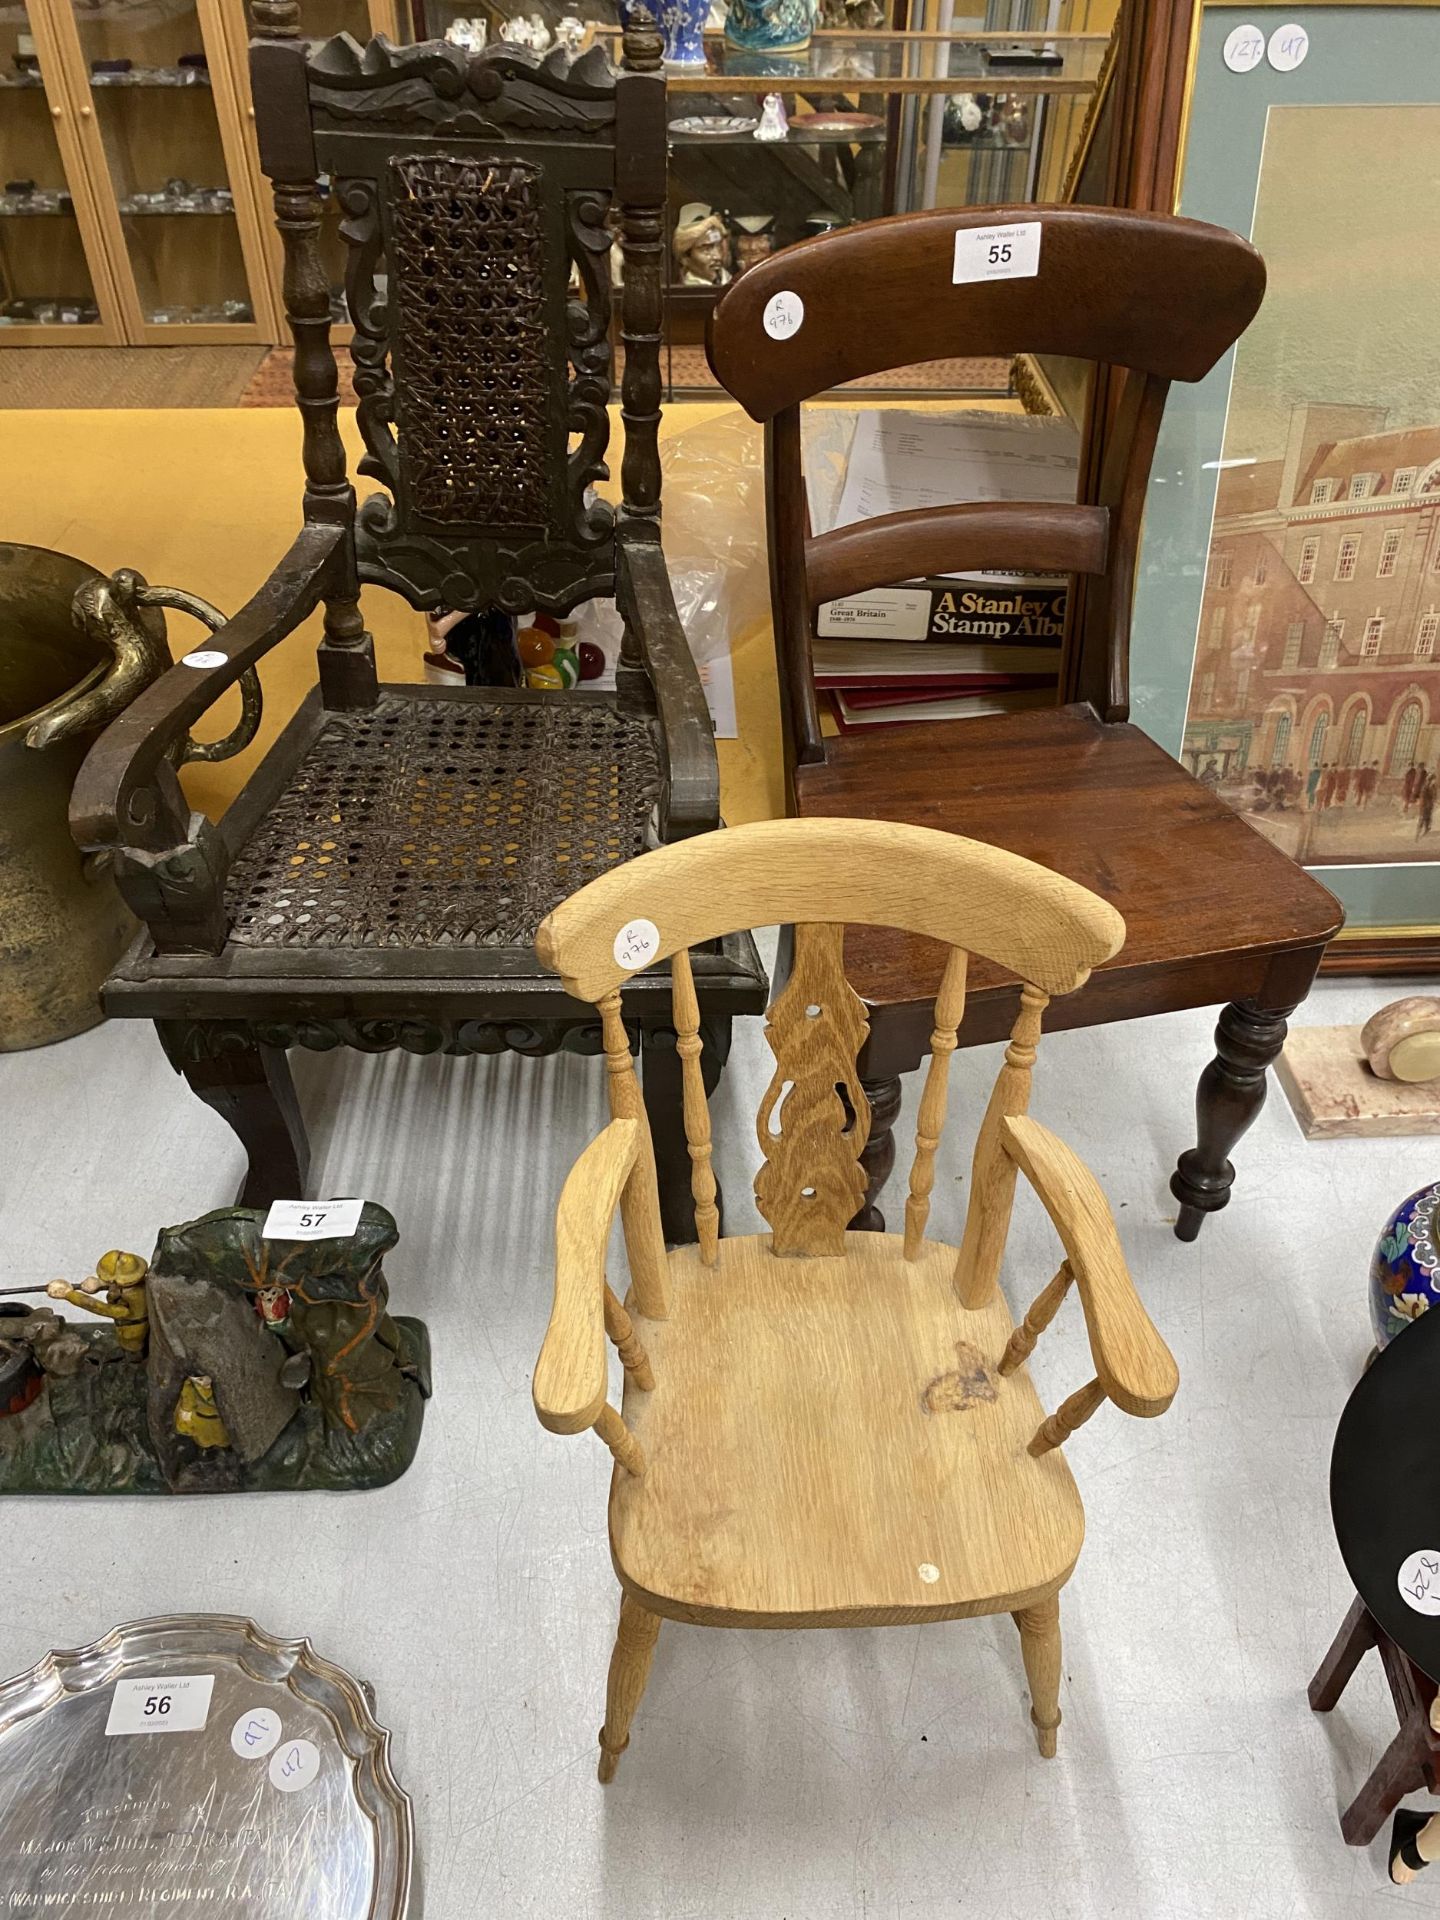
[1129,1,1440,970]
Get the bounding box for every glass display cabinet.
[0,1,121,341]
[1,0,275,342]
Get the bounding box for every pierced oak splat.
[755,923,870,1255]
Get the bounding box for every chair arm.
[616,531,719,841]
[533,1117,642,1435]
[1000,1114,1178,1419]
[70,522,348,860]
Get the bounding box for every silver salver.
[0,1614,415,1919]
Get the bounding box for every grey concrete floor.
[2,968,1438,1918]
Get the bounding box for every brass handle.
[129,584,264,765]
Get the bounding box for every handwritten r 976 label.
[612,918,661,971]
[1398,1550,1440,1615]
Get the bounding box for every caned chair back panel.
[252,22,668,615]
[536,817,1124,1262]
[706,204,1264,417]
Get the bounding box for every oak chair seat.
[799,704,1343,1047]
[611,1232,1083,1629]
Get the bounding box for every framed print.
[1129,2,1440,969]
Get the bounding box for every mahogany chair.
[532,815,1178,1781]
[706,206,1343,1242]
[68,5,764,1241]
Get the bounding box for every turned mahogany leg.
[1170,998,1299,1242]
[597,1592,661,1783]
[1309,1596,1377,1712]
[157,1020,310,1209]
[642,1019,728,1246]
[851,1073,903,1233]
[1013,1594,1062,1758]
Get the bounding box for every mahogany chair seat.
[799,704,1343,1057]
[610,1232,1083,1630]
[706,204,1346,1241]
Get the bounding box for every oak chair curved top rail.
[536,816,1125,1003]
[706,203,1265,421]
[532,815,1177,1780]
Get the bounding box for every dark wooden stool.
[1313,1305,1440,1846]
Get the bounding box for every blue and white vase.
[725,0,814,55]
[1370,1179,1440,1349]
[653,0,709,66]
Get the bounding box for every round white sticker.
[613,917,661,971]
[268,1736,321,1793]
[917,1562,940,1585]
[1222,23,1265,73]
[230,1707,282,1760]
[182,649,227,669]
[762,291,804,341]
[1398,1550,1440,1615]
[1267,23,1308,71]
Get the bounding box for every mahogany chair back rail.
[533,818,1175,1486]
[706,205,1265,758]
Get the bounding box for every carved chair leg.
[642,1018,728,1246]
[1170,998,1300,1242]
[1309,1596,1377,1712]
[317,594,378,711]
[598,1592,662,1783]
[1013,1594,1062,1758]
[850,1073,902,1233]
[157,1020,310,1210]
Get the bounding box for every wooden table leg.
[157,1018,310,1209]
[1170,996,1299,1242]
[1309,1595,1377,1712]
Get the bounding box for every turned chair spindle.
[903,948,968,1259]
[998,1261,1075,1377]
[1029,1377,1107,1457]
[670,947,719,1265]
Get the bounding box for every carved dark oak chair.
[707,205,1344,1239]
[71,4,764,1240]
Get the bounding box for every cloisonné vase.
[653,0,709,66]
[725,0,814,55]
[1370,1179,1440,1350]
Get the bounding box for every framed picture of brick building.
[1129,3,1440,968]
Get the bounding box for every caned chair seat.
[610,1233,1083,1629]
[224,689,662,952]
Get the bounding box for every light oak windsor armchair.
[532,816,1178,1780]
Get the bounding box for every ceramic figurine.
[554,15,587,53]
[944,92,986,143]
[657,0,709,67]
[731,211,776,273]
[444,14,488,50]
[1,1206,430,1494]
[1370,1180,1440,1350]
[726,0,814,55]
[754,91,790,140]
[672,203,732,284]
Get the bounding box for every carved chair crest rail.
[531,815,1178,1780]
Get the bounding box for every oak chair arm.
[616,531,719,842]
[1000,1114,1177,1419]
[70,522,349,861]
[534,1116,643,1435]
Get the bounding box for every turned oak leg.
[1309,1596,1377,1712]
[1013,1594,1062,1758]
[851,1073,903,1233]
[157,1020,310,1210]
[597,1592,662,1784]
[642,1018,729,1246]
[1170,998,1300,1243]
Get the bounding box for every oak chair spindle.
[670,947,719,1265]
[533,816,1179,1785]
[903,948,968,1259]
